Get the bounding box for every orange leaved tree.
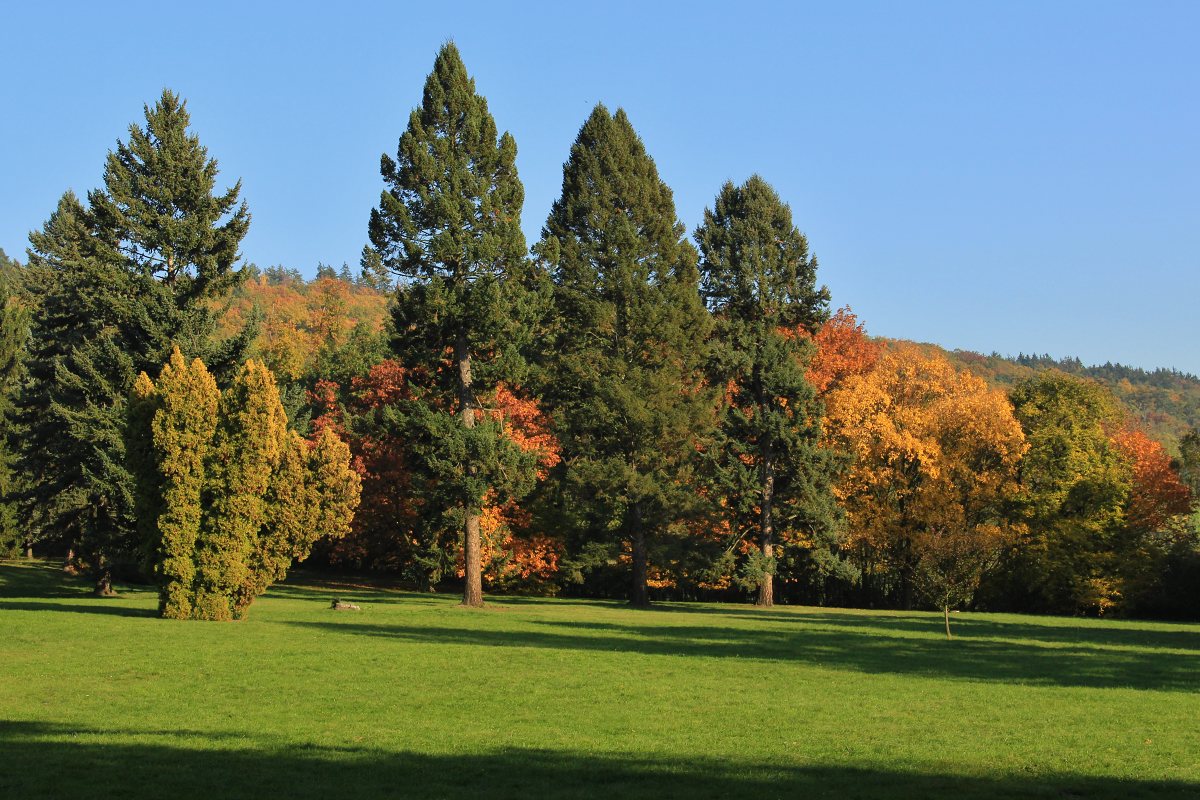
[823,344,1027,635]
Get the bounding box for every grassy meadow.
[1,559,1197,799]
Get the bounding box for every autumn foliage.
[806,307,881,394]
[1110,425,1192,532]
[823,344,1028,611]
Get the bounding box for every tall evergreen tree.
[536,105,715,607]
[0,261,30,557]
[16,92,252,592]
[695,176,843,606]
[365,43,540,607]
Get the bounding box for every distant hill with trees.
[891,341,1200,454]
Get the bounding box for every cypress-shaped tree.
[194,359,287,620]
[17,91,252,592]
[365,42,540,607]
[695,176,844,606]
[536,105,715,606]
[133,348,220,618]
[237,427,359,610]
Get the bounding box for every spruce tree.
[0,264,29,557]
[17,91,251,592]
[365,43,539,607]
[88,90,252,372]
[695,176,843,606]
[537,105,715,607]
[19,193,141,590]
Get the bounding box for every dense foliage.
[5,49,1196,620]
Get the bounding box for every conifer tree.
[194,360,287,620]
[17,91,251,592]
[0,264,29,557]
[134,348,220,618]
[365,43,540,607]
[89,90,252,371]
[19,193,140,591]
[695,176,843,606]
[130,351,360,620]
[536,105,715,607]
[236,427,360,611]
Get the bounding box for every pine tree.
[194,360,287,620]
[17,91,251,592]
[536,105,715,607]
[365,42,540,607]
[695,176,843,606]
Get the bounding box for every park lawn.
[0,560,1197,799]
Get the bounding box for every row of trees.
[4,43,1196,624]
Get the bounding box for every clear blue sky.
[3,1,1197,373]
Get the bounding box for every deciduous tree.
[992,373,1132,614]
[824,345,1027,615]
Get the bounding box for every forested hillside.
[214,272,1200,455]
[933,346,1200,453]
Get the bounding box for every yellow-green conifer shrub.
[307,426,362,552]
[127,371,162,576]
[235,429,315,612]
[194,359,287,620]
[150,348,220,619]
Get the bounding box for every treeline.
[3,44,1197,623]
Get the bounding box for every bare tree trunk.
[23,540,33,559]
[944,605,952,640]
[757,452,775,608]
[456,335,483,608]
[630,503,650,608]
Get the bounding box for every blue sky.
[3,1,1197,373]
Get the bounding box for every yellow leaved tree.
[823,344,1027,637]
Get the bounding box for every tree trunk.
[944,605,952,640]
[630,503,650,608]
[756,451,775,607]
[23,540,33,559]
[456,334,483,608]
[94,569,115,597]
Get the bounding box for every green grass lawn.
[1,559,1197,799]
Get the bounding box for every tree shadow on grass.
[0,720,1192,800]
[0,600,156,618]
[283,617,1200,693]
[649,606,1200,654]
